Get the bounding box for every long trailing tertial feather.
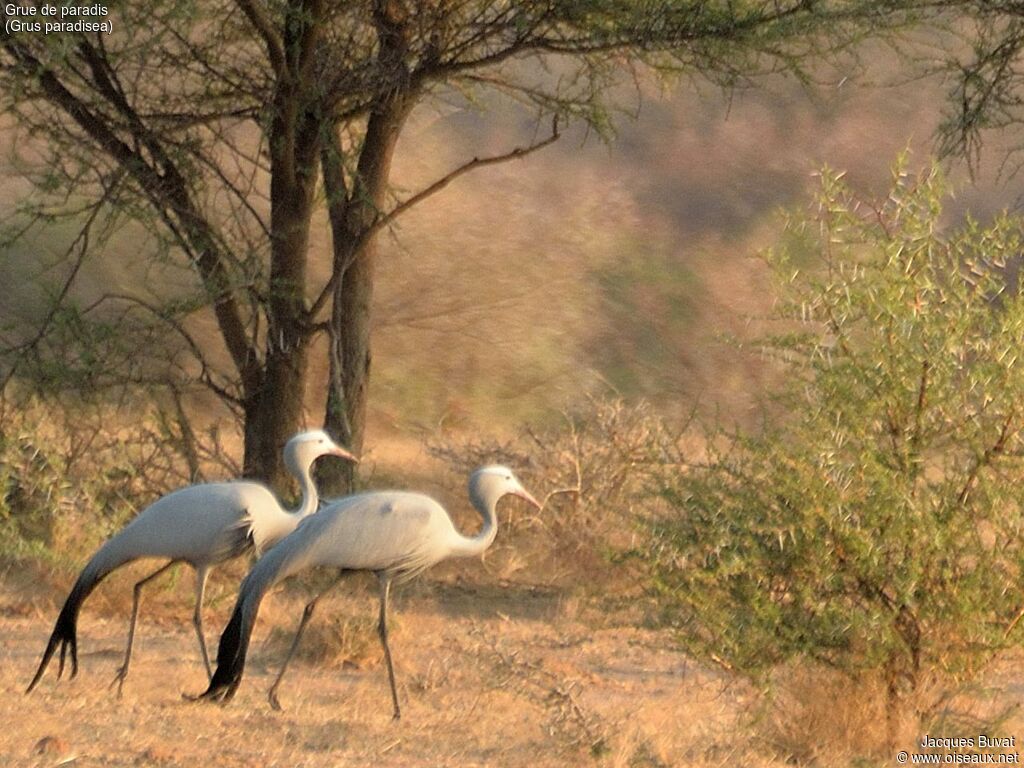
[26,542,129,693]
[197,535,308,702]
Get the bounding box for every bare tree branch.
[310,116,560,318]
[235,0,286,77]
[0,172,122,393]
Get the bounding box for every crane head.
[473,465,542,510]
[286,429,359,468]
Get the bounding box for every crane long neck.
[451,482,499,559]
[289,458,319,521]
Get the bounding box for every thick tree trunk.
[241,73,322,488]
[320,95,411,494]
[323,238,376,484]
[246,187,315,488]
[243,185,317,490]
[242,340,310,491]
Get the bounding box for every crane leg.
[267,572,348,712]
[193,566,212,681]
[376,575,401,721]
[267,599,318,712]
[110,560,177,698]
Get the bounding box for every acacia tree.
[925,1,1024,164]
[0,1,908,490]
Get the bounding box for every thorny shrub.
[649,160,1024,755]
[0,389,240,570]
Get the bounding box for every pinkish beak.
[331,445,359,463]
[516,488,542,510]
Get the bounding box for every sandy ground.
[0,571,756,768]
[3,570,1023,768]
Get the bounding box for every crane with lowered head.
[195,465,540,720]
[26,429,357,696]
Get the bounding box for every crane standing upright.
[197,465,540,720]
[27,429,357,696]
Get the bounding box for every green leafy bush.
[650,160,1024,739]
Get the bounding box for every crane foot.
[267,689,284,712]
[108,667,128,698]
[182,688,229,704]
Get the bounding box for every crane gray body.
[26,430,356,695]
[197,466,540,719]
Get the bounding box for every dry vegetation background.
[3,53,1024,767]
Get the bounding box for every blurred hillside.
[4,58,1024,445]
[363,63,1024,435]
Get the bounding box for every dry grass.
[2,415,1021,767]
[5,573,1021,768]
[262,589,387,674]
[3,419,1021,767]
[0,576,767,768]
[756,665,895,766]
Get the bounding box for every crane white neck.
[448,474,502,559]
[284,452,320,521]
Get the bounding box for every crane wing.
[303,491,453,576]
